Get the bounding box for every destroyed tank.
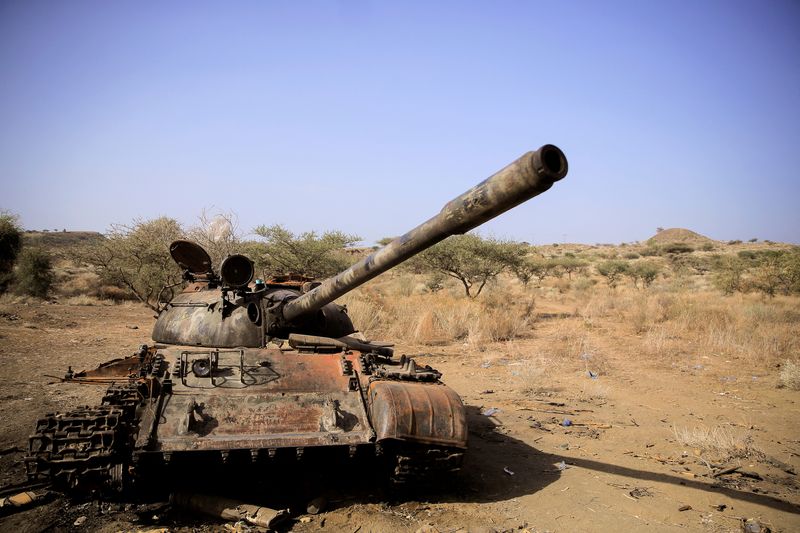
[25,145,568,493]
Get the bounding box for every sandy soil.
[0,301,798,532]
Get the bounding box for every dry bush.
[63,295,101,306]
[97,285,135,302]
[580,287,800,364]
[673,424,761,461]
[55,268,100,297]
[779,360,800,390]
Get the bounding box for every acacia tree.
[596,260,629,288]
[82,217,184,311]
[626,261,661,289]
[512,256,559,287]
[555,256,588,279]
[414,234,524,298]
[0,212,23,293]
[252,224,361,278]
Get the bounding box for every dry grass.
[337,268,800,381]
[673,424,762,461]
[571,287,800,365]
[340,277,537,347]
[779,359,800,390]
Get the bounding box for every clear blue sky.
[1,1,798,244]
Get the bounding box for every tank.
[25,145,568,493]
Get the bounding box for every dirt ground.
[0,300,798,532]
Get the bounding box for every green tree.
[414,234,524,298]
[711,256,746,295]
[14,248,54,298]
[0,212,23,293]
[512,256,559,287]
[252,224,361,278]
[751,248,800,296]
[626,261,661,289]
[596,260,629,288]
[553,256,588,279]
[82,217,184,311]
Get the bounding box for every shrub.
[662,242,694,254]
[737,250,758,261]
[424,272,446,293]
[573,276,596,292]
[627,261,661,288]
[751,249,800,296]
[596,260,629,288]
[623,252,640,260]
[513,256,561,286]
[97,285,135,302]
[14,248,54,298]
[712,256,746,295]
[0,212,23,293]
[779,360,800,390]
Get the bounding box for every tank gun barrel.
[282,144,568,323]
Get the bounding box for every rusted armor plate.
[134,347,374,452]
[367,381,467,448]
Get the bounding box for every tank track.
[389,444,464,485]
[25,383,140,494]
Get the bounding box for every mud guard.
[367,381,467,448]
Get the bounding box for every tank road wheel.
[25,405,132,495]
[387,442,465,486]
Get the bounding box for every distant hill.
[646,228,714,246]
[22,231,104,255]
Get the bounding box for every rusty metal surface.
[282,144,568,321]
[60,345,154,384]
[367,381,468,448]
[134,347,374,452]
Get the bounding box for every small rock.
[126,325,139,329]
[678,505,692,511]
[73,516,87,526]
[299,516,313,523]
[742,518,770,533]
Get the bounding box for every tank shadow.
[129,403,799,522]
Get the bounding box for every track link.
[25,383,141,494]
[390,444,464,485]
